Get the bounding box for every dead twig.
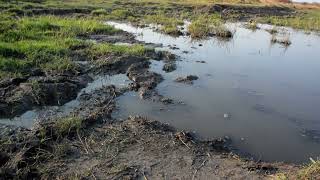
[179,138,190,149]
[77,130,89,154]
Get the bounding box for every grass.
[90,43,149,58]
[144,13,184,35]
[275,160,320,179]
[55,116,84,136]
[297,160,320,179]
[246,20,259,30]
[0,14,116,77]
[188,14,233,39]
[0,11,153,79]
[259,10,320,31]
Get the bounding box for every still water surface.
[108,22,320,163]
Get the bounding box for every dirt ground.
[0,116,300,179]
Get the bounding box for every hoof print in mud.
[175,75,199,84]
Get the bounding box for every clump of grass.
[55,116,84,136]
[161,25,182,36]
[144,12,184,36]
[188,14,232,39]
[91,8,108,16]
[90,43,150,58]
[246,20,259,30]
[106,9,134,20]
[297,159,320,179]
[41,57,78,74]
[271,34,292,46]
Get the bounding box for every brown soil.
[0,115,299,179]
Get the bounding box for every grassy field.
[258,10,320,31]
[0,3,150,79]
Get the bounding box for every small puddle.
[0,74,130,129]
[108,21,320,163]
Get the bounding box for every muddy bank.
[0,83,120,178]
[0,73,91,118]
[0,25,172,119]
[0,115,299,179]
[88,32,136,44]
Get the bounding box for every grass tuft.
[90,43,149,58]
[297,160,320,179]
[144,12,184,36]
[188,14,232,39]
[55,116,84,136]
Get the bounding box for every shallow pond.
[108,21,320,163]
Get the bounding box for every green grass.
[55,116,84,136]
[259,10,320,32]
[188,14,232,39]
[90,43,149,58]
[144,13,184,35]
[0,12,152,79]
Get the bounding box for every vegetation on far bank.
[258,10,320,31]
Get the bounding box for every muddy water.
[108,22,320,163]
